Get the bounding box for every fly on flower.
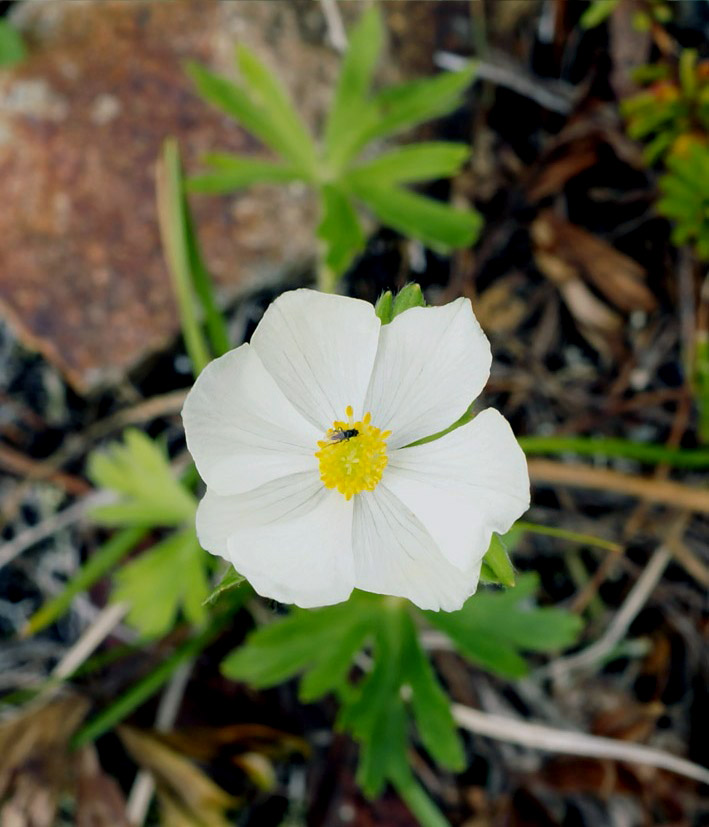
[182,289,530,611]
[325,428,359,443]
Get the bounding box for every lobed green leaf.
[88,429,196,528]
[426,573,582,678]
[112,530,209,636]
[401,614,464,771]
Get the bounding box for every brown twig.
[529,459,709,513]
[0,442,91,496]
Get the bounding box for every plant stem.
[391,771,451,827]
[317,258,338,294]
[23,526,147,637]
[70,604,240,749]
[516,521,621,553]
[519,435,709,468]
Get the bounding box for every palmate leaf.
[87,429,196,528]
[346,64,476,164]
[112,529,209,637]
[221,600,371,690]
[426,573,583,678]
[331,63,476,174]
[185,60,315,177]
[221,593,463,800]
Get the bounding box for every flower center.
[315,405,391,500]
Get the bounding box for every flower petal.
[364,298,491,448]
[384,408,529,572]
[182,344,320,495]
[196,472,355,608]
[352,484,477,611]
[250,289,381,430]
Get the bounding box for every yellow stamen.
[315,406,391,500]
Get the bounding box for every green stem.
[391,770,451,827]
[411,416,709,470]
[157,138,210,376]
[516,521,621,553]
[317,258,338,294]
[23,526,147,637]
[519,435,709,469]
[70,604,239,749]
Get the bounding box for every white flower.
[182,289,529,611]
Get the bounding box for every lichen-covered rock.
[0,1,336,392]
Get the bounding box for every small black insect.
[326,427,359,444]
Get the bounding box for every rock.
[0,0,335,392]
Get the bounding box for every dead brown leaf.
[533,211,656,313]
[75,744,130,827]
[118,725,239,827]
[527,142,598,201]
[0,693,90,827]
[474,275,528,334]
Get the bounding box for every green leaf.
[339,607,410,797]
[365,65,475,146]
[187,153,304,193]
[202,566,245,608]
[480,533,516,587]
[679,49,698,99]
[235,45,317,175]
[324,7,384,168]
[579,0,619,29]
[222,601,371,688]
[186,61,313,176]
[181,170,231,359]
[87,429,196,528]
[344,142,470,186]
[401,614,464,771]
[0,21,26,67]
[333,64,475,172]
[352,181,482,251]
[112,530,209,636]
[392,283,426,317]
[426,574,583,678]
[299,618,371,702]
[157,139,211,375]
[317,184,365,279]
